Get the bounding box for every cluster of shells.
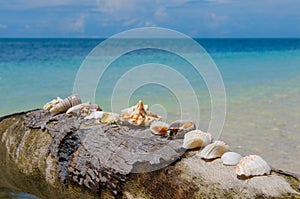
[150,120,271,178]
[43,95,271,178]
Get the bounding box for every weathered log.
[0,109,299,199]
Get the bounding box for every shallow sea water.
[0,38,299,198]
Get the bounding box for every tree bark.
[0,109,299,199]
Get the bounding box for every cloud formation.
[0,0,300,37]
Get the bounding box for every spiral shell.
[43,97,62,111]
[182,130,212,149]
[199,140,230,160]
[236,155,271,177]
[49,94,82,114]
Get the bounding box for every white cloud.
[0,24,7,29]
[205,12,229,29]
[123,18,138,27]
[154,6,168,18]
[96,0,136,14]
[67,14,85,33]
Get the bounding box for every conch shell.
[48,94,82,115]
[43,97,62,111]
[66,102,101,117]
[119,100,161,126]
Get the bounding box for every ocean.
[0,38,299,197]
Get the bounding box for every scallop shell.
[150,121,170,136]
[169,120,196,139]
[236,155,271,177]
[66,102,101,117]
[49,94,82,114]
[43,97,62,111]
[221,152,242,166]
[120,100,161,126]
[199,140,230,159]
[182,130,212,149]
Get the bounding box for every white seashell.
[101,112,120,124]
[221,152,242,166]
[84,111,104,120]
[182,130,212,149]
[120,100,161,126]
[66,102,101,117]
[236,155,271,177]
[43,97,62,111]
[150,121,169,136]
[199,140,230,159]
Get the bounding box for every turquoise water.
[0,39,299,197]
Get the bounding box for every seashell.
[182,130,212,149]
[49,94,82,114]
[43,97,62,111]
[199,140,230,160]
[221,152,242,166]
[120,100,162,126]
[101,112,120,124]
[236,155,271,177]
[150,121,170,136]
[169,120,196,139]
[66,102,101,117]
[84,111,104,120]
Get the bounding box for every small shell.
[199,140,230,159]
[66,102,101,117]
[182,130,212,149]
[84,111,104,120]
[221,152,242,166]
[150,121,170,136]
[169,120,196,139]
[49,94,82,114]
[43,97,62,111]
[101,112,120,124]
[236,155,271,177]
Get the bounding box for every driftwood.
[0,109,299,199]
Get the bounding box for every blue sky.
[0,0,299,38]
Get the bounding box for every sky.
[0,0,300,38]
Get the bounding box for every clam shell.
[236,155,271,177]
[169,120,196,139]
[221,152,242,166]
[199,140,230,159]
[50,94,82,114]
[182,130,212,149]
[150,121,169,136]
